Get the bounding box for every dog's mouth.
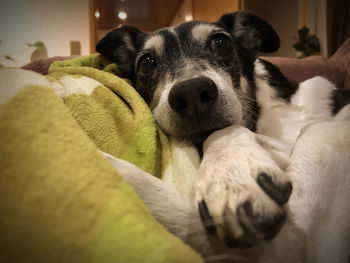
[164,115,237,144]
[181,129,217,144]
[179,119,235,143]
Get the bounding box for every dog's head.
[96,11,279,143]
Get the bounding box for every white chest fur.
[254,60,336,144]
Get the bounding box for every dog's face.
[97,11,279,143]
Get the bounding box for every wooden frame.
[89,0,97,53]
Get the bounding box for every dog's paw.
[195,126,292,248]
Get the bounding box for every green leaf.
[293,26,321,57]
[292,42,304,51]
[29,41,44,48]
[298,27,309,38]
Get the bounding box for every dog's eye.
[138,55,156,75]
[210,34,232,54]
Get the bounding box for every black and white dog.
[97,11,350,262]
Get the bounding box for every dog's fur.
[97,11,350,262]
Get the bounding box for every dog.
[97,11,350,262]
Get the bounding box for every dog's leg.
[286,121,350,263]
[257,120,350,263]
[102,152,270,262]
[101,152,232,258]
[195,125,293,247]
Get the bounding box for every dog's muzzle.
[168,77,218,123]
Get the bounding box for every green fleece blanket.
[0,55,203,263]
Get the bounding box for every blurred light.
[118,11,127,20]
[185,14,193,21]
[95,11,100,18]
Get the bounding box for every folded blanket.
[0,55,203,263]
[49,54,171,179]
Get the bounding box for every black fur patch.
[331,89,350,115]
[216,11,280,57]
[96,25,147,82]
[236,44,260,132]
[259,59,299,101]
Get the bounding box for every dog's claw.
[222,201,286,248]
[198,200,217,234]
[257,172,292,205]
[222,201,257,247]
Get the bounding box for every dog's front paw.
[195,126,292,248]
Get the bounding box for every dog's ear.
[216,11,280,58]
[96,25,147,80]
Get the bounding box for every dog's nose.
[168,77,218,122]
